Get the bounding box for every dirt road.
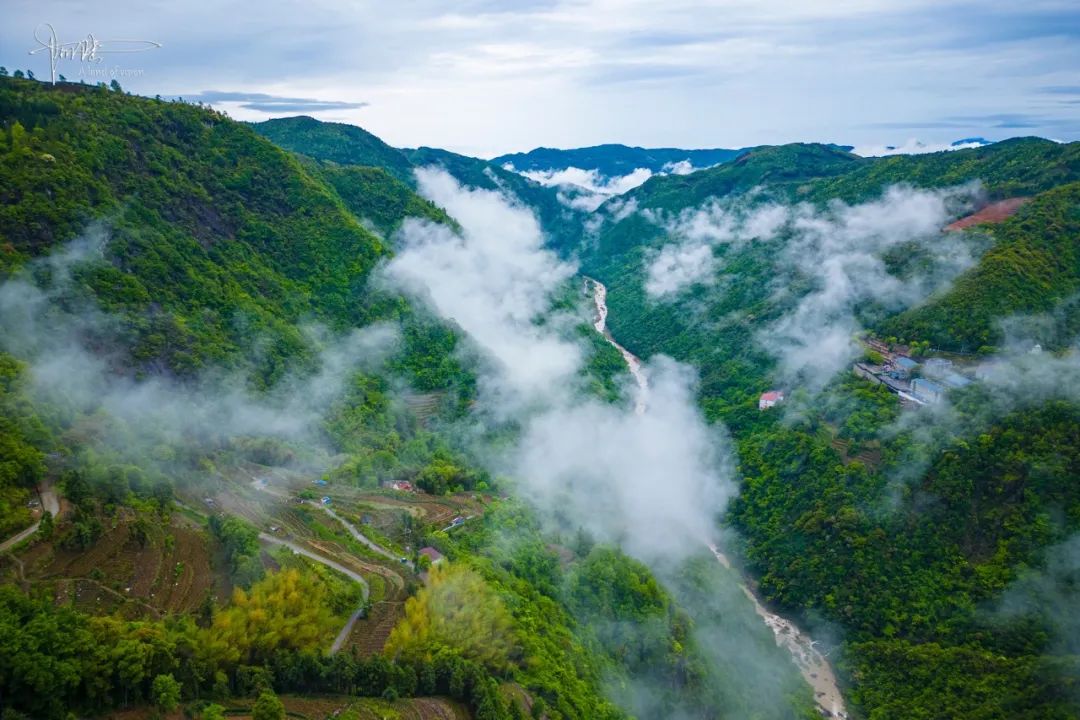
[258,532,370,654]
[0,482,58,553]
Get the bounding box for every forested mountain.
[579,136,1080,718]
[252,119,590,252]
[0,77,813,720]
[254,116,416,184]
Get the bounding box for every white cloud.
[639,184,982,382]
[0,229,399,471]
[516,356,735,561]
[521,165,654,195]
[384,167,582,400]
[642,196,789,298]
[4,1,1075,156]
[661,159,696,175]
[382,168,735,564]
[852,138,991,157]
[645,241,716,297]
[759,184,982,388]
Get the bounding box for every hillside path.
[0,482,58,553]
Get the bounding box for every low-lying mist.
[385,167,735,564]
[384,168,814,718]
[0,228,399,478]
[641,183,984,389]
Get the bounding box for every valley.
[588,277,847,720]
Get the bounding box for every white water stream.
[585,277,848,719]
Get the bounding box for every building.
[419,547,445,564]
[892,357,919,379]
[853,363,884,385]
[759,391,785,410]
[922,358,953,377]
[911,378,945,403]
[941,372,972,389]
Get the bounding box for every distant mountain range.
[492,144,753,176]
[492,140,996,181]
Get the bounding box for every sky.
[3,0,1079,157]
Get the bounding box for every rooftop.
[419,547,444,562]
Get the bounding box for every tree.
[152,673,181,713]
[12,70,24,79]
[252,690,285,720]
[386,564,515,672]
[201,703,226,720]
[0,67,7,77]
[129,515,151,547]
[37,510,53,539]
[110,79,122,92]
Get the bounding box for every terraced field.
[348,599,406,656]
[14,513,227,617]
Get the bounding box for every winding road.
[586,277,848,719]
[250,478,416,653]
[0,483,59,553]
[257,532,370,653]
[321,506,407,566]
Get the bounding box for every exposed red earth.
[946,197,1029,231]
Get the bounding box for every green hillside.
[883,182,1080,350]
[0,78,815,720]
[249,116,591,254]
[578,138,1080,719]
[307,161,456,237]
[0,79,617,720]
[253,115,415,184]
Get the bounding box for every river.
[585,277,848,719]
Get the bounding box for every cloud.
[641,195,789,298]
[758,184,981,389]
[383,167,582,402]
[179,90,369,113]
[636,184,984,386]
[519,165,654,195]
[852,138,991,157]
[514,356,735,561]
[661,159,696,174]
[507,165,655,213]
[512,161,714,214]
[994,533,1080,656]
[382,167,735,564]
[879,318,1080,492]
[1040,85,1080,95]
[4,1,1079,154]
[644,241,716,298]
[0,226,398,474]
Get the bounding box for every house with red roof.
[759,390,785,410]
[419,547,444,564]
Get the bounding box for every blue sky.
[3,0,1079,157]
